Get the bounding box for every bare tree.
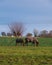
[39,30,48,37]
[33,29,38,37]
[48,30,52,37]
[49,30,52,35]
[8,22,25,37]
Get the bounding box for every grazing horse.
[16,38,24,46]
[16,37,39,46]
[25,36,39,46]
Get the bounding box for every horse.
[16,38,25,46]
[25,36,39,46]
[16,37,39,46]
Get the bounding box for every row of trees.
[1,22,52,37]
[1,32,12,36]
[39,30,52,37]
[1,29,52,37]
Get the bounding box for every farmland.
[0,37,52,65]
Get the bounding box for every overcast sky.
[0,0,52,35]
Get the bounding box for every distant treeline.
[0,22,52,37]
[1,30,52,38]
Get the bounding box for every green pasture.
[0,46,52,65]
[0,37,52,46]
[0,37,52,65]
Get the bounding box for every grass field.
[0,46,52,65]
[0,37,52,65]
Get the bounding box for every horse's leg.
[25,38,28,46]
[36,41,39,46]
[25,41,28,46]
[27,42,28,46]
[16,40,17,46]
[22,41,24,46]
[22,42,25,46]
[21,39,24,46]
[32,41,35,46]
